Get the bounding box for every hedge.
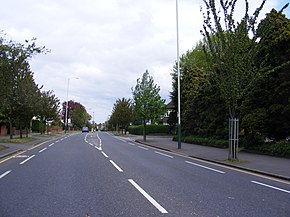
[128,124,171,135]
[173,135,228,148]
[244,141,290,158]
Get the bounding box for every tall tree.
[241,7,290,141]
[0,35,47,138]
[171,42,227,138]
[38,90,60,134]
[201,0,268,159]
[61,100,91,130]
[109,98,133,134]
[132,70,166,141]
[13,63,41,138]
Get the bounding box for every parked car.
[82,126,89,133]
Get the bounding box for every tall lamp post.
[176,0,181,149]
[65,77,79,133]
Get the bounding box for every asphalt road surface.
[0,132,289,217]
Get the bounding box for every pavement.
[1,133,290,182]
[131,135,290,182]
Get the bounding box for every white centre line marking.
[39,148,47,153]
[251,181,290,194]
[138,146,149,151]
[49,143,54,147]
[101,151,108,158]
[154,151,173,159]
[128,179,168,214]
[20,155,35,165]
[109,160,123,172]
[0,170,12,179]
[95,146,102,151]
[185,161,225,174]
[128,142,136,146]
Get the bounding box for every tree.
[171,41,228,138]
[201,0,268,160]
[13,64,41,138]
[109,98,133,134]
[241,7,290,141]
[38,90,60,134]
[0,34,47,138]
[61,100,91,130]
[132,70,166,141]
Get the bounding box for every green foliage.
[132,70,166,140]
[174,135,228,148]
[241,108,268,136]
[245,140,290,158]
[171,43,228,138]
[61,100,91,130]
[0,33,51,138]
[128,124,170,135]
[0,145,8,151]
[109,98,133,133]
[241,7,290,140]
[31,119,40,132]
[201,0,267,118]
[37,90,60,134]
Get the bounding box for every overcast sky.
[1,0,289,123]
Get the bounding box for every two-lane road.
[0,132,289,216]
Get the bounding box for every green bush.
[128,124,171,135]
[32,120,40,132]
[245,140,290,158]
[174,135,228,148]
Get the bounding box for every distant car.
[82,126,89,133]
[286,136,290,142]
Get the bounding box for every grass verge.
[0,137,38,144]
[0,144,8,151]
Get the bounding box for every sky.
[1,0,289,123]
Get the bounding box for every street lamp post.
[65,77,79,133]
[176,0,181,149]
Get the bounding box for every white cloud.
[0,0,287,123]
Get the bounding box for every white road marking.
[39,148,47,153]
[115,137,127,143]
[109,160,123,172]
[138,146,149,151]
[128,142,136,146]
[0,170,12,179]
[251,181,290,194]
[185,161,225,174]
[101,151,108,158]
[154,151,173,159]
[128,179,168,214]
[95,146,102,151]
[13,155,29,158]
[20,155,35,165]
[49,143,54,147]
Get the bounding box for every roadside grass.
[0,137,38,144]
[0,144,8,151]
[34,133,55,137]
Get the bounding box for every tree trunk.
[19,121,23,139]
[9,119,13,139]
[25,127,29,138]
[143,119,146,141]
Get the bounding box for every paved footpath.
[127,135,290,181]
